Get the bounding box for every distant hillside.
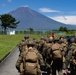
[3,7,76,30]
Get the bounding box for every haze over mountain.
[7,7,76,30]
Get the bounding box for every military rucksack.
[52,43,62,59]
[23,49,39,75]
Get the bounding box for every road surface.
[0,47,19,75]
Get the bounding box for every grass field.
[0,33,75,62]
[0,34,43,61]
[0,34,24,61]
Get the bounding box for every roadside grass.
[0,34,42,61]
[0,34,24,61]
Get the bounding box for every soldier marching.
[16,34,76,75]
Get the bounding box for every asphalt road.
[0,47,19,75]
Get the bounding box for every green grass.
[0,33,75,61]
[0,34,24,61]
[0,34,42,61]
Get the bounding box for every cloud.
[39,8,60,13]
[50,16,76,25]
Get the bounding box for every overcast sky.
[0,0,76,25]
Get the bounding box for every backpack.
[52,44,62,59]
[23,49,39,75]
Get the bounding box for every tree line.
[0,14,76,35]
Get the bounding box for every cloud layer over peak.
[50,16,76,25]
[39,8,60,13]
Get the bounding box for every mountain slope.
[8,7,76,30]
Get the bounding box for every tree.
[59,26,64,31]
[28,28,34,34]
[0,14,20,32]
[64,27,68,32]
[59,26,68,32]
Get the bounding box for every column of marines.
[15,34,76,75]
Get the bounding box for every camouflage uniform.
[38,37,46,61]
[69,42,76,75]
[18,39,26,56]
[17,35,29,56]
[16,40,45,75]
[59,38,68,56]
[44,39,53,75]
[51,39,63,75]
[24,35,29,40]
[63,38,76,75]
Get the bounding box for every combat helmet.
[27,40,35,46]
[24,35,29,39]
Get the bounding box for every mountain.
[7,7,76,30]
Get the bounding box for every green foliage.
[0,14,20,31]
[28,28,34,34]
[66,30,76,35]
[59,26,68,32]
